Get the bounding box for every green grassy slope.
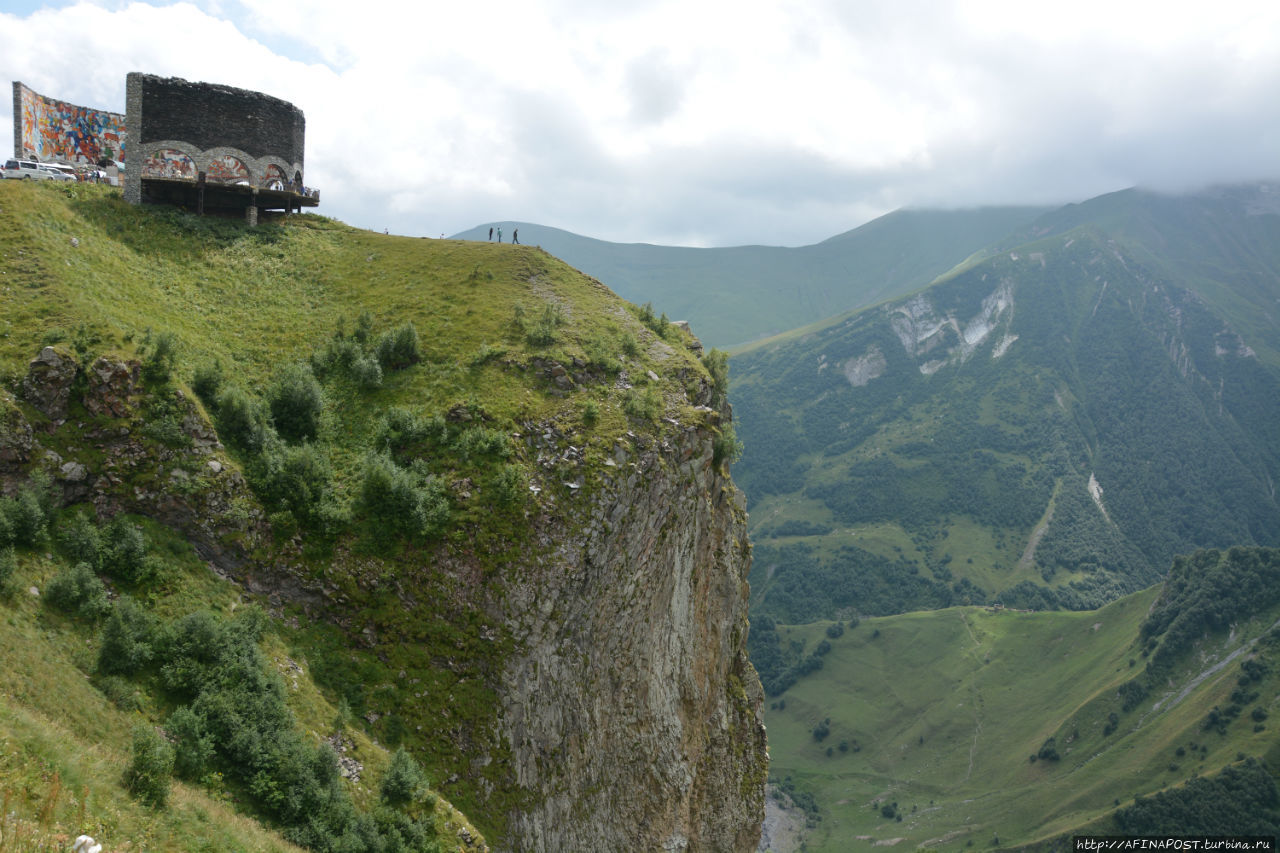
[0,521,482,853]
[732,188,1280,621]
[452,207,1047,348]
[761,574,1280,851]
[0,180,726,850]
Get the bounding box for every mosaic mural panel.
[18,84,126,164]
[263,164,287,190]
[143,149,197,180]
[206,154,250,184]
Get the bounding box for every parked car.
[3,159,48,180]
[39,165,75,182]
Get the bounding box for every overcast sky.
[3,1,1279,247]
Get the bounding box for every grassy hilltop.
[0,180,729,850]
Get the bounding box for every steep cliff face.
[8,349,767,853]
[0,185,767,851]
[498,411,766,852]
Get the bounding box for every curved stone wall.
[124,73,308,205]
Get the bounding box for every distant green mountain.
[452,207,1047,348]
[733,185,1280,620]
[755,547,1280,851]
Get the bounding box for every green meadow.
[762,588,1280,850]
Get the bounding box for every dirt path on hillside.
[1018,480,1059,572]
[959,612,985,781]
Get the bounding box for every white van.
[3,159,49,180]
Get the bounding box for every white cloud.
[3,0,1279,246]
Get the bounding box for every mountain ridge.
[733,184,1280,624]
[451,206,1050,348]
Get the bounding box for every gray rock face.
[497,418,766,852]
[22,346,78,421]
[0,391,36,472]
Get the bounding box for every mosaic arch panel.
[143,148,197,180]
[207,153,250,184]
[263,164,287,190]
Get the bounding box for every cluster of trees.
[0,471,56,553]
[752,542,955,623]
[307,311,423,389]
[771,775,820,822]
[763,520,834,539]
[1033,473,1154,584]
[193,315,530,543]
[33,503,447,851]
[746,614,853,696]
[1117,759,1280,835]
[805,448,1051,534]
[1140,547,1280,674]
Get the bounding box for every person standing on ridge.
[513,228,519,244]
[497,227,503,243]
[489,226,493,241]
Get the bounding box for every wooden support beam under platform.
[139,176,319,220]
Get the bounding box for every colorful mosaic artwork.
[206,154,250,183]
[18,84,126,165]
[143,149,197,180]
[263,164,287,190]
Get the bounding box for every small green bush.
[191,361,224,407]
[310,337,362,379]
[582,399,600,427]
[375,322,422,370]
[123,724,174,807]
[59,510,102,566]
[215,385,270,452]
[637,302,671,338]
[254,440,334,526]
[98,595,156,675]
[3,487,46,547]
[375,408,447,458]
[702,348,730,407]
[454,425,512,462]
[490,464,527,508]
[583,331,622,373]
[102,516,151,584]
[353,310,375,345]
[159,610,224,694]
[44,562,110,620]
[380,747,427,806]
[0,546,14,594]
[712,424,743,469]
[623,387,662,421]
[525,304,564,347]
[167,705,216,780]
[359,453,450,539]
[268,363,325,443]
[141,330,179,385]
[350,353,383,389]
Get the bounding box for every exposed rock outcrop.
[83,356,141,418]
[0,391,35,473]
[22,345,78,420]
[498,414,766,852]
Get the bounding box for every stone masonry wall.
[124,72,306,204]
